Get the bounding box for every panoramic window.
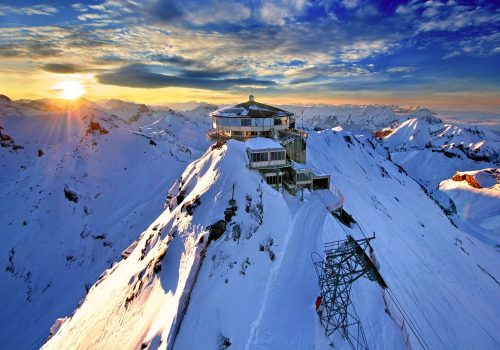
[271,151,285,161]
[241,118,251,126]
[266,174,281,185]
[297,172,311,182]
[251,152,268,162]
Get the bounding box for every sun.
[54,80,85,100]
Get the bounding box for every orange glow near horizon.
[0,72,498,113]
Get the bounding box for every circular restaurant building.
[207,95,296,140]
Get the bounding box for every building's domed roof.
[211,96,294,118]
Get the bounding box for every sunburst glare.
[54,80,85,100]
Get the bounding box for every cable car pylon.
[312,235,387,350]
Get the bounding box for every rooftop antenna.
[229,181,237,207]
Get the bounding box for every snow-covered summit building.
[207,95,297,140]
[206,96,329,192]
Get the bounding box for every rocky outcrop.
[371,129,393,140]
[452,173,482,188]
[451,169,499,189]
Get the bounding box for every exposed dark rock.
[211,141,225,150]
[176,190,186,205]
[149,139,157,146]
[224,205,237,222]
[87,121,109,135]
[63,186,79,203]
[183,195,201,215]
[217,333,231,350]
[371,129,393,139]
[38,149,44,157]
[208,220,226,242]
[452,172,481,188]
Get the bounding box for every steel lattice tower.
[312,235,387,350]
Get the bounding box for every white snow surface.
[439,168,499,246]
[245,137,284,150]
[0,98,209,349]
[1,97,499,350]
[42,130,500,350]
[377,114,499,246]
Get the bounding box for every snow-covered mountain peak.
[1,98,499,350]
[38,129,500,350]
[408,108,441,124]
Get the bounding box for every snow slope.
[376,112,499,245]
[0,97,208,349]
[43,130,500,350]
[440,169,500,246]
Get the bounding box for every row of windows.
[266,174,283,185]
[251,152,268,162]
[216,117,288,127]
[296,172,312,182]
[250,151,285,163]
[232,131,260,136]
[271,151,285,161]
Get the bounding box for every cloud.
[0,43,62,58]
[386,66,416,74]
[442,32,500,58]
[1,0,498,101]
[97,64,276,90]
[152,55,196,66]
[259,0,307,25]
[41,63,89,74]
[341,0,359,10]
[396,1,500,33]
[0,4,58,16]
[183,0,251,26]
[145,0,184,23]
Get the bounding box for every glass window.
[227,118,240,127]
[297,172,311,182]
[254,118,267,127]
[266,175,276,185]
[274,117,282,125]
[271,151,285,161]
[232,131,242,136]
[241,118,251,127]
[251,152,268,162]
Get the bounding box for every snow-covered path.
[243,196,331,349]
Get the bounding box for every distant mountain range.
[1,95,498,350]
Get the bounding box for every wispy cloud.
[0,0,498,107]
[0,4,58,16]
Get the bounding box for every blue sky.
[0,0,499,110]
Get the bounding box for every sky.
[0,0,499,111]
